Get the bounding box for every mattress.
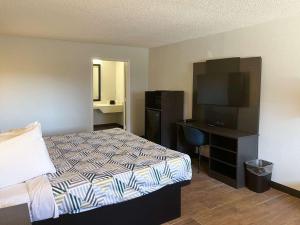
[45,128,192,215]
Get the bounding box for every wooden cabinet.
[177,121,258,188]
[145,91,184,149]
[209,134,258,188]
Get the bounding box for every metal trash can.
[245,159,273,193]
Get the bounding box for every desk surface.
[176,121,257,139]
[0,204,31,225]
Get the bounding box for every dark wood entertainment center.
[177,57,262,188]
[177,121,258,188]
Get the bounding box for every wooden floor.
[164,163,300,225]
[93,123,123,131]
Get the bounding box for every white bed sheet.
[0,175,58,222]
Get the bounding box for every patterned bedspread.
[44,128,192,215]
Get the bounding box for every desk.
[176,121,258,188]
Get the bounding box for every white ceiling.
[1,0,300,48]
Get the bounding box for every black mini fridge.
[145,91,183,149]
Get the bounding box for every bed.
[1,128,192,225]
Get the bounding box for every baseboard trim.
[271,181,300,198]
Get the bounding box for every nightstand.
[0,204,31,225]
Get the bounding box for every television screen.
[197,72,249,106]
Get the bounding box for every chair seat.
[182,126,205,174]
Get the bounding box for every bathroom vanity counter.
[93,102,123,113]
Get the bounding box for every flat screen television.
[197,72,249,106]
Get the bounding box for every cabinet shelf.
[210,145,237,154]
[209,170,237,188]
[210,146,237,165]
[210,159,237,180]
[210,157,236,168]
[210,134,237,152]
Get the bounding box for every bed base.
[34,181,189,225]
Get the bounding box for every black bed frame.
[34,181,189,225]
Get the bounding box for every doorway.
[92,59,128,131]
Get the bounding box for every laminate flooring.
[164,162,300,225]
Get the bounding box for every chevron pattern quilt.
[45,128,192,215]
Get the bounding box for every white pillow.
[0,122,38,142]
[0,122,56,188]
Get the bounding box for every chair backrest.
[182,126,205,147]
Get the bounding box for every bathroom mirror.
[93,64,101,101]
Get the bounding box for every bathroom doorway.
[92,59,128,131]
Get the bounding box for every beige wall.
[0,35,148,135]
[149,15,300,190]
[99,60,117,101]
[116,62,125,103]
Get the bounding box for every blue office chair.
[182,126,205,173]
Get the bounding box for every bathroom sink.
[93,102,123,113]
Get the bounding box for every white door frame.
[90,57,131,132]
